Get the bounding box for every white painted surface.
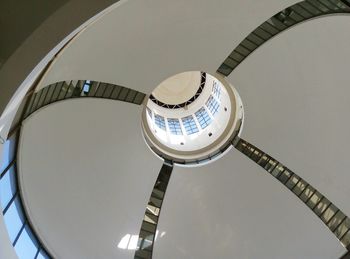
[18,99,162,259]
[231,15,350,218]
[154,150,346,259]
[37,0,299,94]
[152,71,201,105]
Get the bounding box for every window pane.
[320,204,337,223]
[58,83,69,100]
[264,160,277,172]
[328,210,345,231]
[206,95,220,116]
[37,250,50,259]
[212,81,221,99]
[300,186,315,202]
[125,90,137,103]
[14,225,39,259]
[292,180,307,196]
[335,220,349,238]
[308,0,329,12]
[154,115,166,131]
[314,197,331,216]
[3,197,25,243]
[306,191,322,209]
[195,107,212,129]
[133,92,146,105]
[43,84,55,105]
[257,155,268,166]
[82,81,91,96]
[118,88,130,101]
[341,230,350,248]
[0,135,16,174]
[181,115,199,135]
[95,82,107,97]
[250,150,261,161]
[270,164,283,177]
[51,82,63,100]
[167,119,183,135]
[0,165,16,209]
[286,175,300,190]
[36,88,49,108]
[278,169,292,183]
[242,145,254,156]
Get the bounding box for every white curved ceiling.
[37,0,299,93]
[152,71,201,105]
[17,0,350,258]
[18,99,162,259]
[231,15,350,219]
[155,152,344,259]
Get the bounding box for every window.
[83,80,91,95]
[0,165,17,209]
[0,135,16,173]
[206,95,220,116]
[37,250,50,259]
[195,107,212,129]
[181,115,199,135]
[14,225,39,259]
[167,119,182,135]
[0,131,49,258]
[212,81,221,99]
[154,114,166,130]
[3,197,25,243]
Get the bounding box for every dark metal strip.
[233,137,350,251]
[217,0,350,76]
[134,162,173,259]
[23,80,146,118]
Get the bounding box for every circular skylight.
[141,71,243,165]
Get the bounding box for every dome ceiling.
[19,99,162,258]
[15,0,350,258]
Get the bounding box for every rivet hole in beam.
[23,80,146,119]
[233,137,350,251]
[217,0,350,77]
[134,161,173,259]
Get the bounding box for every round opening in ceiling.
[141,71,244,166]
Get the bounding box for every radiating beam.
[233,137,350,251]
[23,80,146,119]
[217,0,350,76]
[134,161,173,259]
